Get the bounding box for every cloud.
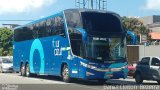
[142,0,160,10]
[0,0,56,14]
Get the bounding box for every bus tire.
[25,63,36,77]
[62,64,71,83]
[25,63,31,77]
[20,63,26,76]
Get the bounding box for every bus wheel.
[20,64,26,76]
[62,65,71,83]
[25,64,31,77]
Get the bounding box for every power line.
[0,20,34,21]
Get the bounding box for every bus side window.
[32,24,38,39]
[14,26,34,42]
[51,18,56,36]
[37,20,47,38]
[14,28,20,42]
[54,16,65,37]
[46,19,52,36]
[23,27,34,40]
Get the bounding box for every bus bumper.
[79,68,128,80]
[77,60,128,80]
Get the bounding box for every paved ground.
[0,73,159,90]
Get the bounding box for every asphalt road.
[0,73,159,90]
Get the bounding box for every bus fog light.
[86,71,95,76]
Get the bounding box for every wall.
[139,45,160,59]
[127,45,160,63]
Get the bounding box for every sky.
[0,0,160,26]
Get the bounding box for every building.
[140,15,160,26]
[140,15,160,32]
[140,15,160,44]
[2,24,20,29]
[147,22,160,32]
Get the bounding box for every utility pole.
[75,0,107,10]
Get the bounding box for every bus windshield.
[82,12,123,33]
[85,37,126,61]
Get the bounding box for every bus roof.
[65,8,119,15]
[14,9,120,30]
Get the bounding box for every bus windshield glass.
[82,12,123,33]
[85,37,126,61]
[81,12,126,61]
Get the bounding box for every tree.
[122,16,150,44]
[0,28,13,56]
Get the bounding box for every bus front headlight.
[87,64,97,69]
[80,61,97,69]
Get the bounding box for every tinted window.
[37,16,65,37]
[65,10,82,28]
[14,26,34,42]
[140,57,150,65]
[69,33,83,57]
[53,16,65,37]
[37,20,49,38]
[151,58,160,66]
[37,16,66,38]
[14,15,66,42]
[82,12,123,33]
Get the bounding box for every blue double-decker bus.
[13,9,128,83]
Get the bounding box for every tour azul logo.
[52,40,62,56]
